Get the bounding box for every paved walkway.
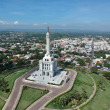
[2,68,77,110]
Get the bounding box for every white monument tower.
[39,27,57,77]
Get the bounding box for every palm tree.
[0,78,8,93]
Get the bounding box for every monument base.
[27,70,67,85]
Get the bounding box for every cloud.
[33,24,38,26]
[14,21,19,24]
[43,23,47,24]
[1,20,110,31]
[0,20,4,23]
[0,20,6,24]
[0,20,19,25]
[34,23,48,26]
[0,20,11,24]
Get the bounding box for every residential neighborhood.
[0,32,110,73]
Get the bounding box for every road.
[89,38,94,69]
[3,67,38,110]
[3,68,76,110]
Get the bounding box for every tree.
[96,61,102,66]
[57,61,63,67]
[104,61,110,67]
[26,60,31,65]
[80,43,85,47]
[17,59,25,66]
[90,67,98,73]
[102,72,110,80]
[54,55,58,58]
[64,62,71,67]
[107,56,110,61]
[0,78,9,93]
[33,59,39,65]
[75,67,81,71]
[71,63,76,67]
[81,67,87,73]
[0,57,3,63]
[76,58,85,66]
[85,58,90,63]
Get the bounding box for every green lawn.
[16,87,45,110]
[0,68,26,79]
[46,70,94,109]
[0,67,32,99]
[77,71,94,85]
[82,74,110,110]
[0,98,5,110]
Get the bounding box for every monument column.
[46,27,50,56]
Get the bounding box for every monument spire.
[46,27,50,56]
[47,27,49,32]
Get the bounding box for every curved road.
[3,68,77,110]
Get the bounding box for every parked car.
[66,77,70,83]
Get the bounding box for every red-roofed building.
[12,58,18,61]
[57,58,63,61]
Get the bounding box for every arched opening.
[43,72,45,75]
[47,72,49,76]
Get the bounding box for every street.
[3,68,76,110]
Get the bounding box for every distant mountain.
[0,29,110,33]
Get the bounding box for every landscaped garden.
[16,86,49,110]
[82,74,110,110]
[0,98,5,110]
[0,67,33,99]
[45,70,94,109]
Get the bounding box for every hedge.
[76,79,93,87]
[48,80,64,86]
[65,70,69,75]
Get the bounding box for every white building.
[27,28,67,85]
[38,27,57,77]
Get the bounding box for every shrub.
[68,102,72,107]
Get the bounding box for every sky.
[0,0,110,31]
